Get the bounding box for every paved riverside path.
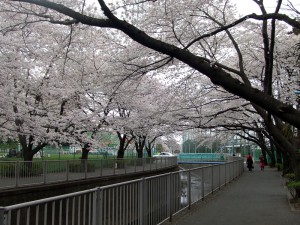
[163,166,300,225]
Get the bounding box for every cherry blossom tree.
[1,0,300,180]
[2,0,298,127]
[0,16,114,161]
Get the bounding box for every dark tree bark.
[19,134,47,161]
[134,136,146,158]
[81,143,91,160]
[116,132,133,159]
[145,137,158,158]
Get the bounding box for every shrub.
[285,173,295,181]
[285,173,300,200]
[69,162,96,172]
[100,159,114,168]
[287,181,300,200]
[275,163,283,171]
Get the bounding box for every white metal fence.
[0,157,177,190]
[0,159,244,225]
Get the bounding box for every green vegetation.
[0,140,18,150]
[68,162,96,172]
[285,173,300,201]
[276,163,283,171]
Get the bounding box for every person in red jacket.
[259,155,265,171]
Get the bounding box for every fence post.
[233,161,235,180]
[142,158,145,172]
[139,178,146,225]
[231,162,234,181]
[201,168,205,200]
[43,161,47,184]
[241,159,244,175]
[224,163,227,186]
[168,173,173,222]
[219,164,221,190]
[113,158,116,175]
[15,161,19,188]
[211,165,214,194]
[124,159,127,174]
[188,170,192,209]
[66,160,69,181]
[0,207,5,225]
[100,159,103,176]
[92,188,102,225]
[84,160,87,179]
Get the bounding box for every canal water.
[179,164,214,205]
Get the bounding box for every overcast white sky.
[98,0,299,16]
[232,0,300,16]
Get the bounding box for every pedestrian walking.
[259,155,265,171]
[246,154,254,171]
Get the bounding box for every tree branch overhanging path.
[7,0,300,128]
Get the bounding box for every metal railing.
[0,157,178,190]
[178,153,227,162]
[0,159,244,225]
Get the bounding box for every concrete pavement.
[163,166,300,225]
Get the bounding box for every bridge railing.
[178,153,228,162]
[0,157,178,190]
[0,158,244,225]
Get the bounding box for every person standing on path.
[246,154,254,171]
[259,154,265,171]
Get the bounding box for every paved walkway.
[164,166,300,225]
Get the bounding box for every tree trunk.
[137,147,143,158]
[117,149,125,158]
[116,140,125,168]
[81,143,90,160]
[116,132,134,159]
[146,148,151,157]
[135,136,146,158]
[19,135,34,161]
[23,148,35,161]
[117,137,125,159]
[274,144,282,165]
[19,135,47,162]
[17,135,47,177]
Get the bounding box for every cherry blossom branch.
[10,0,116,27]
[185,12,300,50]
[7,0,300,129]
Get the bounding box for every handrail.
[0,157,178,190]
[0,159,244,225]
